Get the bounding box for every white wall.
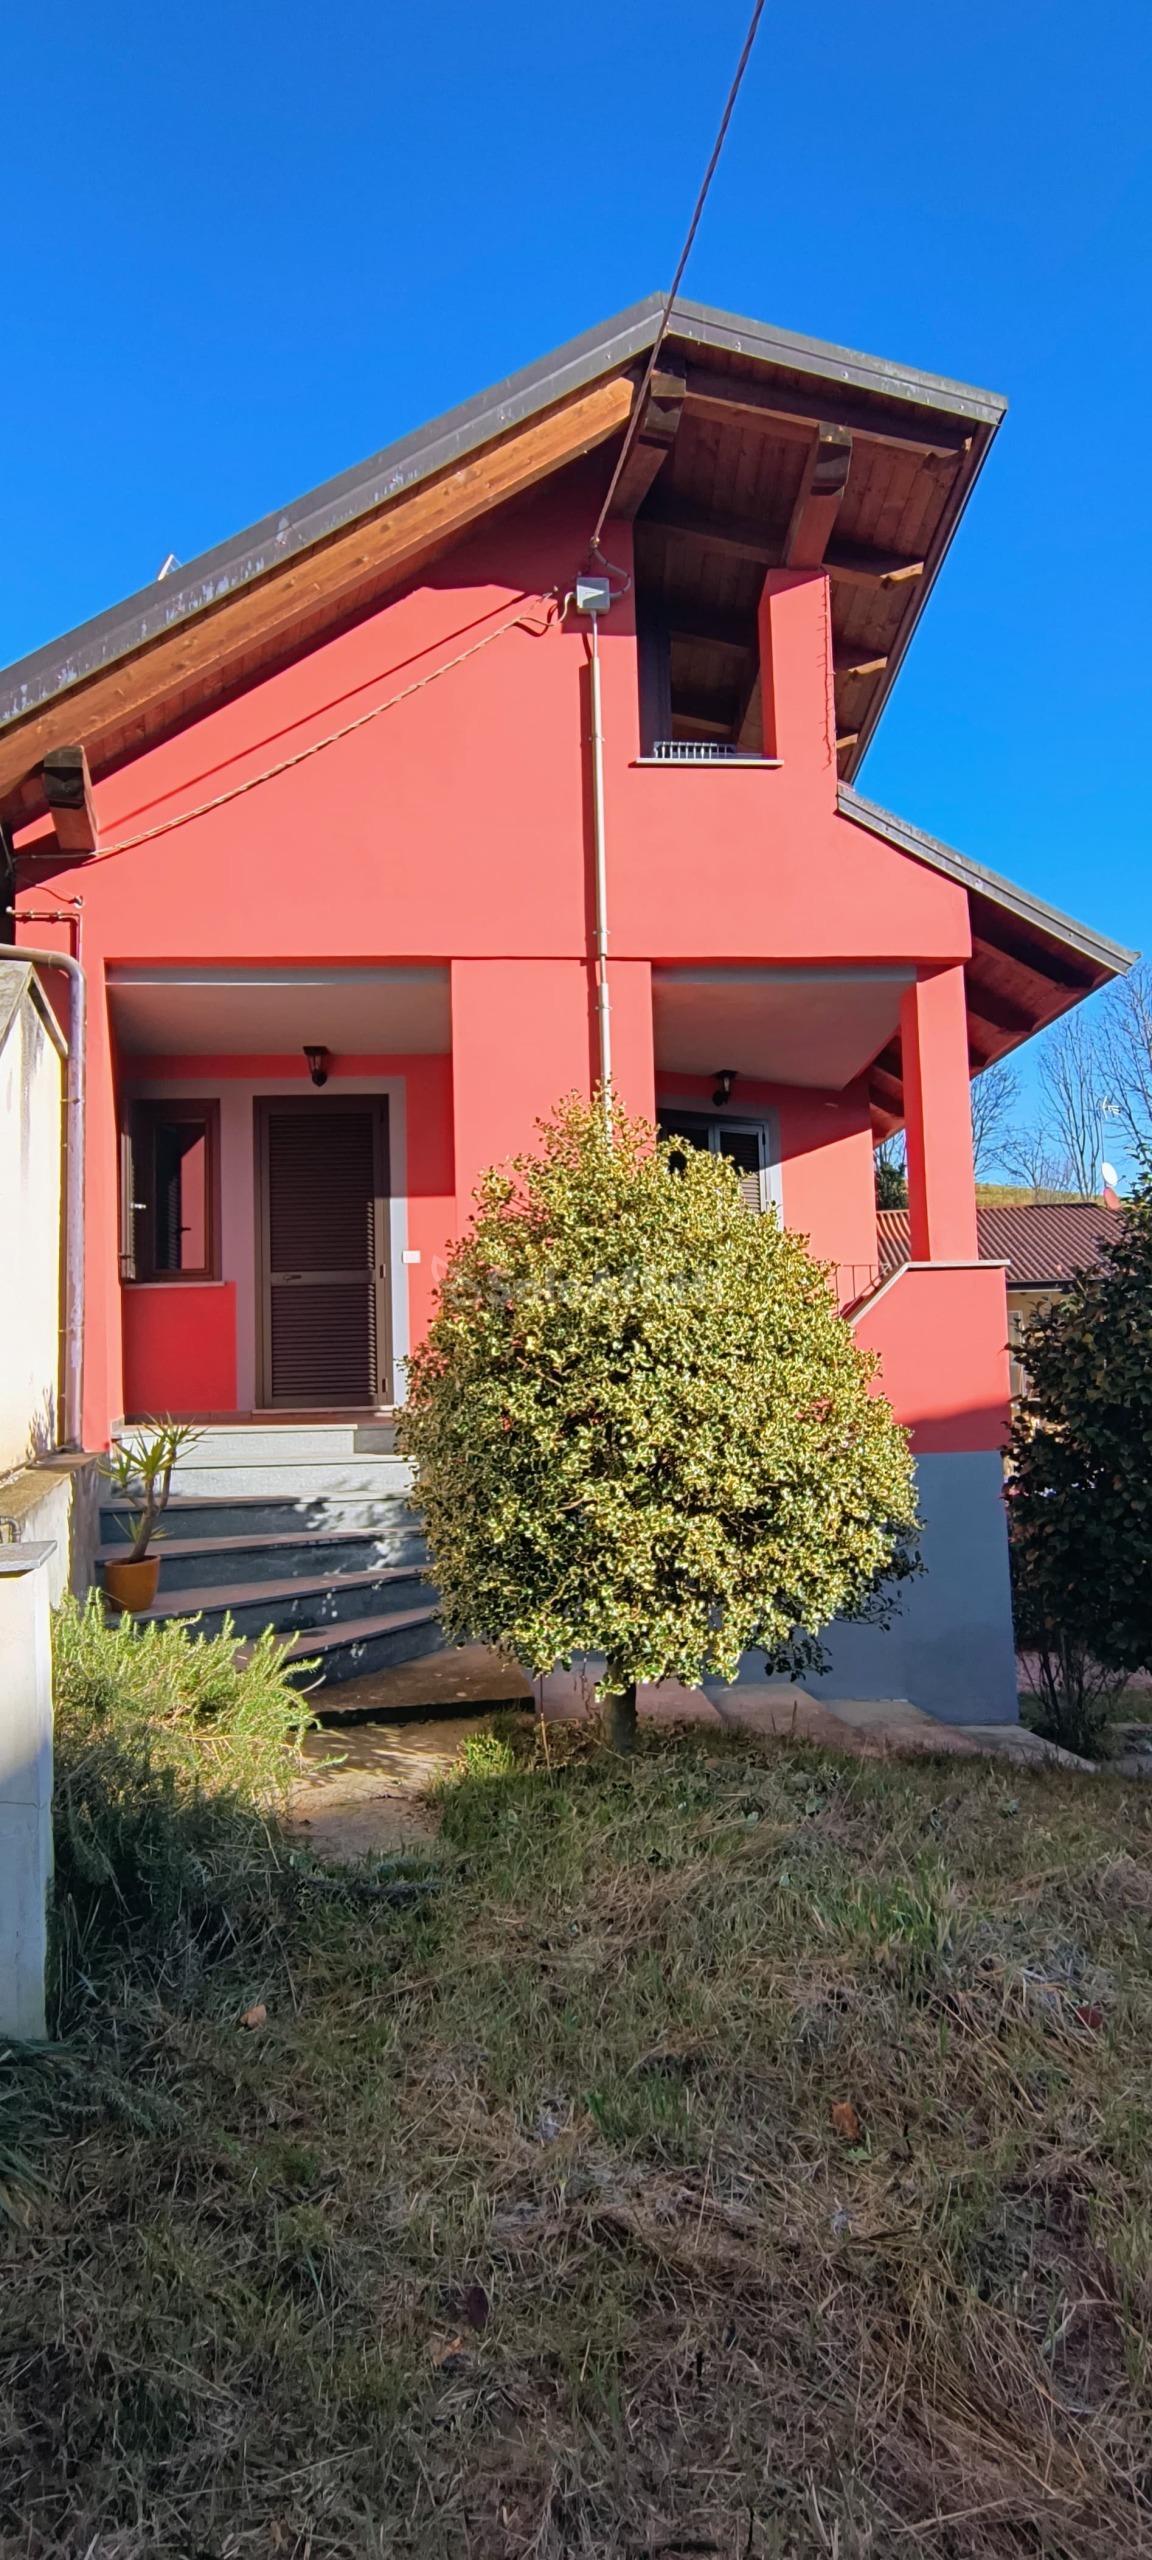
[0,967,64,1475]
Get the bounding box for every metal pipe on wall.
[587,612,613,1128]
[0,942,86,1451]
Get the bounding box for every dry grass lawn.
[4,1713,1152,2558]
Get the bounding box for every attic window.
[634,561,766,760]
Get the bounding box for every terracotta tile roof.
[875,1202,1125,1287]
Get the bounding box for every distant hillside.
[974,1183,1092,1206]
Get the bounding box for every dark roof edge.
[838,786,1137,978]
[665,296,1006,425]
[0,295,1007,738]
[0,294,669,733]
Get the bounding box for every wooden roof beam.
[609,362,687,520]
[968,910,1096,994]
[963,975,1037,1037]
[782,425,853,569]
[642,495,927,591]
[670,686,741,732]
[825,540,925,590]
[833,641,889,677]
[640,492,778,563]
[681,363,973,459]
[665,600,758,652]
[41,744,98,855]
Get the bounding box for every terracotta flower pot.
[103,1554,160,1613]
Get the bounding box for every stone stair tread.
[281,1606,441,1661]
[95,1527,400,1566]
[103,1493,324,1515]
[140,1564,429,1619]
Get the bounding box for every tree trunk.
[602,1681,638,1753]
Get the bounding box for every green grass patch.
[3,1674,1152,2556]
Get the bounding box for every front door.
[256,1098,391,1408]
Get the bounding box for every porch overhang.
[838,790,1138,1137]
[107,963,450,1058]
[653,963,914,1092]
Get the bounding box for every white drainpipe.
[576,577,615,1128]
[0,944,86,1451]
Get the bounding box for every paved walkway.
[289,1646,1091,1861]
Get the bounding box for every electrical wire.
[40,593,561,868]
[587,0,767,561]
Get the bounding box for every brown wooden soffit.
[0,373,635,823]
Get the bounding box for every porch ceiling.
[652,964,913,1091]
[108,963,450,1057]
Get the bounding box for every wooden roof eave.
[841,787,1136,1133]
[0,372,635,828]
[0,291,1010,827]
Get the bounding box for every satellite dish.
[1101,1162,1118,1187]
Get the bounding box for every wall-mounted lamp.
[712,1068,737,1108]
[303,1044,330,1087]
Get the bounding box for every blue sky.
[4,0,1149,1140]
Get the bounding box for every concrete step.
[135,1564,437,1644]
[166,1458,416,1503]
[279,1606,446,1686]
[116,1421,399,1465]
[94,1525,428,1592]
[99,1491,425,1550]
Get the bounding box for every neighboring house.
[878,1200,1126,1398]
[0,292,1134,1720]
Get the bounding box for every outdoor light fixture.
[303,1045,329,1087]
[712,1069,737,1107]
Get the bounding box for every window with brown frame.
[121,1100,221,1282]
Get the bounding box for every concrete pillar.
[0,1541,56,2041]
[900,968,979,1263]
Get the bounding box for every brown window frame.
[122,1098,222,1284]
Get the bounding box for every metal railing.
[649,739,753,763]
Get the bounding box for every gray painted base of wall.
[719,1450,1020,1726]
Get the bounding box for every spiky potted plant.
[101,1419,200,1612]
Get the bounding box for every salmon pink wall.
[15,469,981,1446]
[123,1285,237,1418]
[776,1082,877,1283]
[450,960,591,1219]
[853,1263,1011,1453]
[118,1055,454,1426]
[901,970,979,1261]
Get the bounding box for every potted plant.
[101,1419,200,1612]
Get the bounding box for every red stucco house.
[0,294,1132,1718]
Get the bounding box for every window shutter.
[716,1128,764,1212]
[266,1109,378,1406]
[118,1119,136,1281]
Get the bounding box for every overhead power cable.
[587,0,767,561]
[39,595,559,867]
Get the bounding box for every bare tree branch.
[1001,1124,1075,1196]
[1097,958,1152,1162]
[1033,1005,1108,1197]
[969,1057,1019,1175]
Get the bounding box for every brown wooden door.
[257,1098,391,1408]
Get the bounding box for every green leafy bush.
[400,1095,919,1745]
[1007,1181,1152,1754]
[50,1596,313,2018]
